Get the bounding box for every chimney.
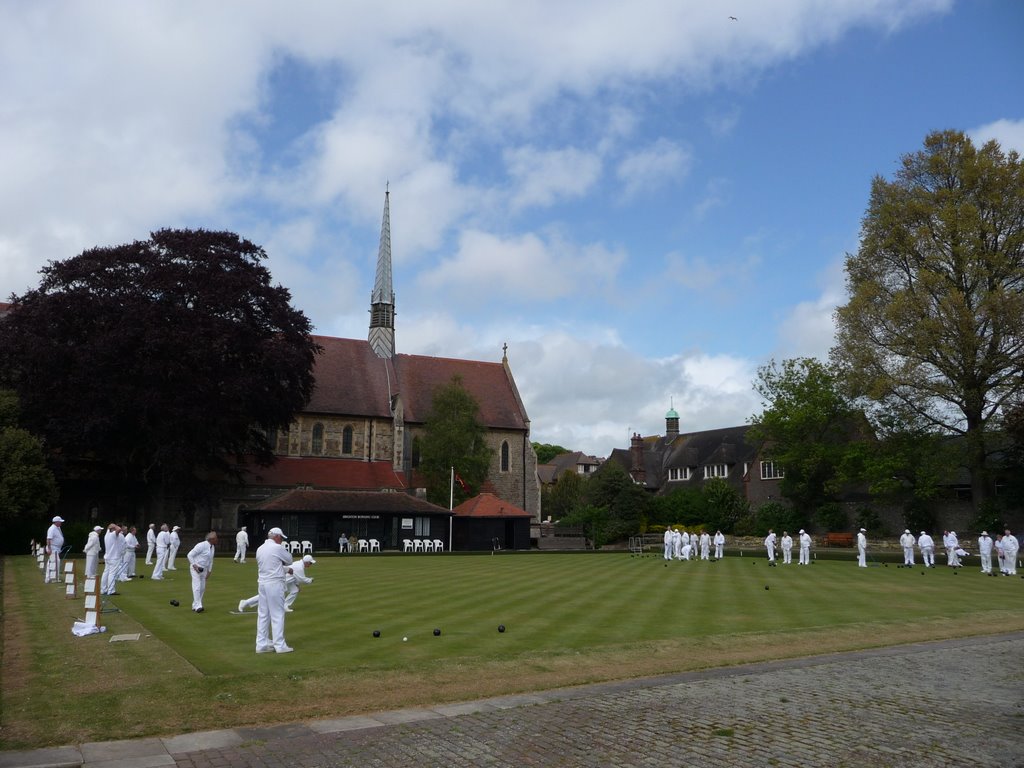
[630,432,646,485]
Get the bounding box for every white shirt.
[170,531,180,547]
[764,533,777,547]
[236,530,249,547]
[84,531,101,555]
[918,534,934,549]
[714,532,725,546]
[286,560,313,586]
[978,535,993,555]
[125,532,139,551]
[780,535,793,550]
[1004,534,1020,555]
[799,532,812,548]
[256,539,293,583]
[187,541,216,573]
[46,523,64,552]
[104,531,125,562]
[156,530,171,550]
[857,532,867,548]
[147,527,157,544]
[900,533,915,548]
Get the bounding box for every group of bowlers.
[661,528,726,561]
[895,529,1020,575]
[43,519,317,653]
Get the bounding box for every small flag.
[454,471,469,493]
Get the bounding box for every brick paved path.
[4,633,1022,768]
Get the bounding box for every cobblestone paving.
[167,634,1024,768]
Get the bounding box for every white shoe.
[284,607,293,613]
[276,646,294,653]
[256,646,274,654]
[238,600,246,613]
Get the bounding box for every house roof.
[245,488,453,516]
[305,336,529,429]
[537,451,602,484]
[238,456,408,491]
[452,492,532,518]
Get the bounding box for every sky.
[2,0,1022,459]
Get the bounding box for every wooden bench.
[824,532,855,547]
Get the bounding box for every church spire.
[369,185,395,359]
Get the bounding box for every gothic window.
[501,441,510,472]
[342,425,353,455]
[312,423,324,456]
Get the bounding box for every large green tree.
[0,229,319,494]
[748,358,861,518]
[832,130,1024,509]
[419,376,494,507]
[0,389,58,522]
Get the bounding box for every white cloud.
[505,145,603,210]
[774,258,846,361]
[616,139,692,198]
[969,118,1024,155]
[417,229,626,305]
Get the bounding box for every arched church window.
[501,441,510,472]
[342,425,353,455]
[312,423,324,456]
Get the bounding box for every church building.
[221,190,541,549]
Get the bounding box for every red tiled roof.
[306,336,528,429]
[452,492,532,518]
[238,456,407,491]
[247,488,452,516]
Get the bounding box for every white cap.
[859,528,866,532]
[302,554,316,564]
[798,529,804,534]
[241,526,246,531]
[52,515,65,523]
[268,527,287,539]
[981,531,988,536]
[172,525,180,531]
[93,526,103,532]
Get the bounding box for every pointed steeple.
[369,185,395,359]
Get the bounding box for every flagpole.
[448,466,454,552]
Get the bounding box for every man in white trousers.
[713,530,725,559]
[44,515,65,583]
[234,526,249,563]
[1002,529,1019,576]
[798,529,812,565]
[187,532,218,612]
[780,532,793,564]
[123,526,139,578]
[167,526,182,570]
[284,554,316,611]
[918,531,935,567]
[699,531,711,560]
[151,524,170,580]
[101,523,125,595]
[255,527,294,654]
[662,527,673,560]
[977,531,993,574]
[83,526,102,578]
[857,528,868,567]
[764,530,777,563]
[899,529,916,566]
[145,523,156,565]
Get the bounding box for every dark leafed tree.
[0,389,58,523]
[832,130,1024,509]
[419,375,494,507]
[0,229,320,494]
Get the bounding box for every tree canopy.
[418,376,494,507]
[0,229,320,493]
[832,130,1024,508]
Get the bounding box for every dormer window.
[760,461,785,480]
[703,464,728,479]
[668,467,691,481]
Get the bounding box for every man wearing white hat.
[977,531,993,574]
[284,554,316,612]
[255,527,294,653]
[917,531,935,567]
[856,528,868,567]
[167,526,181,570]
[234,526,249,563]
[44,516,65,583]
[83,526,102,578]
[713,530,725,559]
[899,529,916,566]
[798,529,812,565]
